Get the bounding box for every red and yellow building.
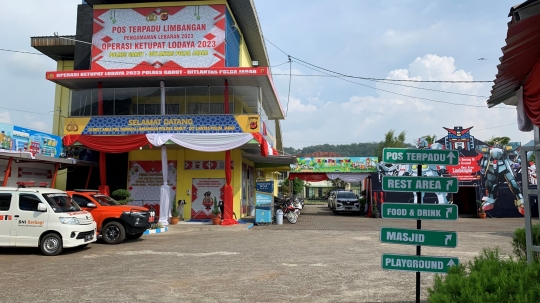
[31,0,293,223]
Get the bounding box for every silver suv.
[331,190,360,214]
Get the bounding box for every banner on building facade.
[92,5,228,70]
[191,178,225,219]
[63,115,260,135]
[291,157,378,173]
[46,67,267,80]
[128,160,177,210]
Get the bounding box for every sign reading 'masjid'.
[92,5,226,70]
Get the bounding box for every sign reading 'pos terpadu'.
[382,148,459,165]
[92,5,230,70]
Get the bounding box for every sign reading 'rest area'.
[382,148,459,165]
[381,203,458,220]
[382,176,459,193]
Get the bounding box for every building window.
[187,103,234,114]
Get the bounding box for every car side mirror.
[37,203,47,212]
[86,202,97,208]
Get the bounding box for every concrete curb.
[143,227,169,235]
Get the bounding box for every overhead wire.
[271,73,490,98]
[293,60,509,109]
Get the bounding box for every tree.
[279,178,305,196]
[377,129,408,160]
[422,134,437,145]
[329,178,347,189]
[485,136,511,146]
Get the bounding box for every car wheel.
[126,232,144,240]
[102,221,126,244]
[40,233,63,256]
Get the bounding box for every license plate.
[345,207,352,210]
[84,235,93,242]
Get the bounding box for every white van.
[0,187,97,256]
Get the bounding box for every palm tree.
[377,129,407,160]
[422,134,437,145]
[485,136,511,146]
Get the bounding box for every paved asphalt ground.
[0,205,526,303]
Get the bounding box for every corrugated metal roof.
[30,36,76,61]
[487,0,540,107]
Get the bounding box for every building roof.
[487,0,540,107]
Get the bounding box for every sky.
[0,0,532,150]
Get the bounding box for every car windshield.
[337,192,357,199]
[91,194,122,206]
[43,193,81,213]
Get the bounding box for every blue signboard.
[256,181,274,193]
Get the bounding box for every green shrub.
[428,248,540,303]
[512,224,540,261]
[111,189,133,205]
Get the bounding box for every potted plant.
[211,197,221,225]
[372,201,380,218]
[359,196,367,214]
[170,200,180,225]
[477,200,487,219]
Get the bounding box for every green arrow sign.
[382,148,459,165]
[380,227,457,248]
[382,254,459,274]
[382,176,459,193]
[381,203,458,220]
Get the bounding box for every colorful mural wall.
[291,157,378,173]
[372,126,537,218]
[0,122,62,158]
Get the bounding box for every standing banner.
[128,161,177,216]
[191,178,225,219]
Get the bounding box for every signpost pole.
[416,165,422,303]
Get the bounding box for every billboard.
[0,122,62,158]
[291,157,378,173]
[92,5,229,70]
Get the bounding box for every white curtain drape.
[158,81,170,226]
[146,133,254,152]
[326,173,370,183]
[517,86,534,132]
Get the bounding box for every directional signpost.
[380,227,457,248]
[379,147,460,303]
[383,148,459,165]
[382,254,459,274]
[382,176,459,193]
[382,203,458,220]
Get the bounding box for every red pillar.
[221,79,237,225]
[51,163,60,188]
[85,166,93,189]
[2,157,13,187]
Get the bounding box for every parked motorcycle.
[278,199,299,224]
